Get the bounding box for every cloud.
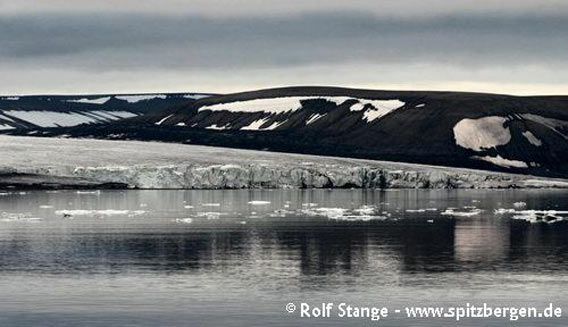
[1,0,568,18]
[0,7,567,94]
[1,12,567,68]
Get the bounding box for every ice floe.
[248,201,271,205]
[54,209,146,217]
[406,208,438,213]
[513,201,527,208]
[0,212,43,223]
[495,208,568,224]
[196,212,222,219]
[441,208,483,217]
[175,218,193,224]
[300,206,388,221]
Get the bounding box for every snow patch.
[200,96,403,117]
[350,99,405,122]
[453,116,511,151]
[4,110,101,127]
[205,124,229,130]
[305,113,326,125]
[183,94,211,100]
[67,97,111,104]
[115,94,167,103]
[474,155,528,168]
[522,114,568,139]
[522,131,542,146]
[155,114,173,126]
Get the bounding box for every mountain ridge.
[3,86,568,179]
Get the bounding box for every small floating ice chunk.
[494,209,568,224]
[353,205,375,215]
[39,205,54,209]
[248,201,271,205]
[55,209,146,217]
[441,208,483,217]
[406,208,438,213]
[175,218,193,224]
[76,190,101,195]
[201,203,221,207]
[0,212,43,222]
[196,212,221,219]
[301,207,348,219]
[513,202,527,208]
[301,203,318,207]
[329,215,388,222]
[184,205,194,209]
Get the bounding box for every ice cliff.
[0,136,567,189]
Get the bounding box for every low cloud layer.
[1,2,567,95]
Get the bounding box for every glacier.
[0,135,567,190]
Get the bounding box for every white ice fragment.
[175,218,193,224]
[441,208,483,217]
[55,209,146,217]
[248,201,271,205]
[513,201,527,208]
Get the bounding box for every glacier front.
[0,136,567,190]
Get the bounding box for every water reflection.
[0,189,568,283]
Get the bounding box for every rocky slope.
[0,136,566,190]
[0,92,212,131]
[16,86,568,178]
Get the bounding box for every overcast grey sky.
[1,0,567,95]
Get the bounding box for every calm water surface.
[0,189,567,326]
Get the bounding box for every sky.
[1,0,567,95]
